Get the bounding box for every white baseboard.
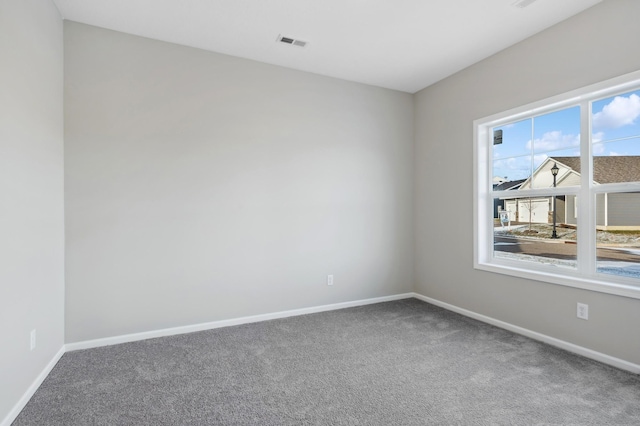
[1,346,65,426]
[6,291,638,426]
[2,294,413,424]
[66,293,415,352]
[411,292,640,375]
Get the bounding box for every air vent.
[277,34,308,48]
[512,0,537,8]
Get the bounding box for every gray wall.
[64,22,414,342]
[0,0,64,421]
[414,0,640,365]
[4,3,639,421]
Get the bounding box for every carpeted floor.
[13,299,640,425]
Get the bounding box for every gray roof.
[494,178,526,191]
[551,156,640,184]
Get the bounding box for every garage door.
[517,198,549,223]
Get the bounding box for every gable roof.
[551,156,640,184]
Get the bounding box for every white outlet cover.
[577,303,589,320]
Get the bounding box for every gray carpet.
[13,299,640,425]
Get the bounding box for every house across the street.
[497,156,640,230]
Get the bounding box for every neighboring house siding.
[554,197,566,224]
[566,195,577,225]
[607,192,640,226]
[505,199,517,222]
[596,193,607,226]
[493,157,640,228]
[559,172,580,186]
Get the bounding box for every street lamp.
[551,162,559,239]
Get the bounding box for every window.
[475,71,640,299]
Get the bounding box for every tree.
[519,197,535,233]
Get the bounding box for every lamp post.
[551,162,559,239]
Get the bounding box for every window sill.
[475,260,640,300]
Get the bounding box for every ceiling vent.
[512,0,537,8]
[277,34,308,48]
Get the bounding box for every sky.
[493,89,640,182]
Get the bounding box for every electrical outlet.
[577,303,589,320]
[30,329,36,351]
[327,275,334,286]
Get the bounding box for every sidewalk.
[494,222,640,248]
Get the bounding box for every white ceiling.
[52,0,602,93]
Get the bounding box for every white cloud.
[494,157,524,170]
[525,131,580,151]
[593,94,640,129]
[593,143,606,155]
[533,154,548,169]
[493,156,531,180]
[592,131,605,144]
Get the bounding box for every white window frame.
[474,70,640,300]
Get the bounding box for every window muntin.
[476,72,640,299]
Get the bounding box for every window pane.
[596,192,640,280]
[592,137,640,184]
[592,90,640,185]
[526,150,581,190]
[492,119,532,183]
[494,195,577,269]
[492,157,532,188]
[532,106,581,189]
[533,106,581,153]
[592,89,640,143]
